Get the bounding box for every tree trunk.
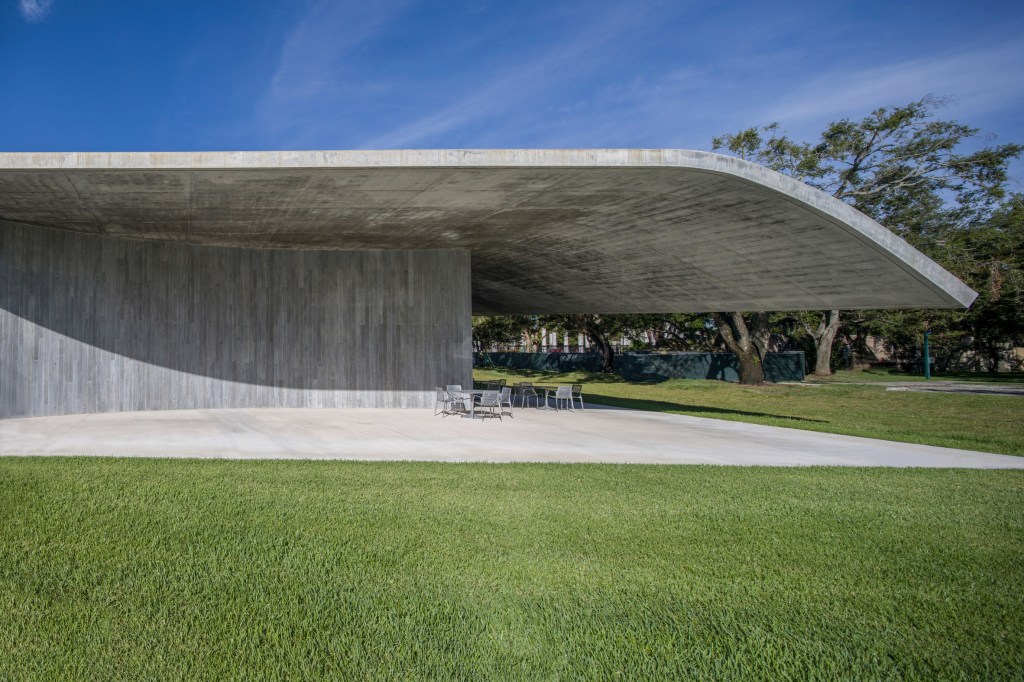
[812,310,841,376]
[988,342,1001,373]
[736,347,766,385]
[586,327,615,373]
[711,312,769,385]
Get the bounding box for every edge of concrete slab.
[1,406,1020,469]
[0,148,977,308]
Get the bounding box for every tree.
[713,97,1022,378]
[943,194,1024,371]
[710,312,769,385]
[800,309,841,376]
[541,314,631,373]
[472,315,533,354]
[648,313,720,351]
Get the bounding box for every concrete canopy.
[0,149,976,313]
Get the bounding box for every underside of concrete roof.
[0,149,977,313]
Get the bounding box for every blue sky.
[2,0,1022,183]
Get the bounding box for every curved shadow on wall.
[0,221,470,391]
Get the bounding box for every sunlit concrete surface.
[881,382,1024,397]
[1,405,1020,468]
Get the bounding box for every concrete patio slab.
[1,405,1020,468]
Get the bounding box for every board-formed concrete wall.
[0,221,472,418]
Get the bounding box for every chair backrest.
[435,387,447,400]
[497,378,507,387]
[479,390,500,406]
[520,382,532,387]
[446,385,462,393]
[500,387,512,402]
[571,384,583,396]
[555,386,572,398]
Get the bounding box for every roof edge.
[0,148,977,308]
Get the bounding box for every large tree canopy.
[711,97,1021,382]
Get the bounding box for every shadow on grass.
[583,394,829,424]
[478,368,825,422]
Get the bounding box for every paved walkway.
[800,380,1024,397]
[1,405,1020,468]
[881,382,1024,397]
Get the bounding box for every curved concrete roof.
[0,149,976,313]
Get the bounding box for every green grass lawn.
[1,459,1022,680]
[475,368,1024,456]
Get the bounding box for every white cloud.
[254,0,413,140]
[362,5,648,149]
[246,2,1024,160]
[764,42,1024,127]
[19,0,53,23]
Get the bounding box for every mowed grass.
[1,459,1022,680]
[474,368,1024,456]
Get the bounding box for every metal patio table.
[531,385,559,411]
[452,389,492,418]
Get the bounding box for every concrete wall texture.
[480,352,807,383]
[0,221,472,418]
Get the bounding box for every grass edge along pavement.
[1,458,1022,680]
[474,368,1024,456]
[808,367,1024,384]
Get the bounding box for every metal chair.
[446,385,471,414]
[475,390,502,421]
[553,385,574,411]
[434,387,453,416]
[515,382,539,409]
[571,384,585,410]
[499,386,514,418]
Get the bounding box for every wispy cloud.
[253,0,413,143]
[19,0,53,23]
[454,66,710,150]
[764,41,1024,127]
[362,4,652,149]
[244,0,1024,159]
